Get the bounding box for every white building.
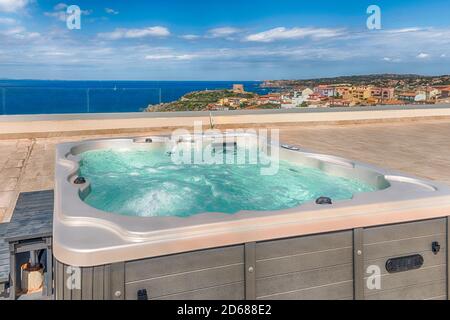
[280,88,313,108]
[301,88,314,98]
[281,96,306,108]
[414,93,427,102]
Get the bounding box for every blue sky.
[0,0,449,80]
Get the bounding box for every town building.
[335,87,352,99]
[281,97,305,108]
[279,89,313,108]
[218,97,248,108]
[306,93,322,102]
[370,87,395,101]
[397,92,417,103]
[441,87,450,99]
[301,88,314,97]
[350,86,372,100]
[314,85,336,97]
[209,104,229,111]
[257,93,281,105]
[328,99,354,107]
[414,93,427,102]
[232,84,244,93]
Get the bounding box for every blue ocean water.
[0,80,268,115]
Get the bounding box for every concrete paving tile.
[1,167,21,178]
[1,119,450,216]
[9,152,28,160]
[0,191,15,207]
[16,147,30,153]
[0,177,18,191]
[0,208,5,222]
[4,159,24,168]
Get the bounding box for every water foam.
[79,147,376,217]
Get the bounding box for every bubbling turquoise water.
[79,147,376,217]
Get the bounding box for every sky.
[0,0,449,80]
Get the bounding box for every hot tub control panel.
[385,254,424,273]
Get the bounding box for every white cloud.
[0,26,40,39]
[44,11,66,22]
[207,27,240,38]
[44,51,73,57]
[0,17,16,24]
[2,19,450,79]
[98,26,170,40]
[379,27,450,43]
[53,3,68,11]
[441,54,447,58]
[0,26,24,35]
[0,0,28,13]
[385,27,425,34]
[45,4,92,22]
[245,27,345,42]
[382,57,401,62]
[105,8,119,15]
[180,34,200,40]
[145,54,197,61]
[417,52,430,59]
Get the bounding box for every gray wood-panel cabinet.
[55,218,449,300]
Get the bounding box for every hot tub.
[54,132,450,300]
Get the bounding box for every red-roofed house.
[314,85,335,97]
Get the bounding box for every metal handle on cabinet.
[432,241,440,255]
[137,289,148,300]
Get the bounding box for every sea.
[0,80,269,115]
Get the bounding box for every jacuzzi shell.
[54,133,450,268]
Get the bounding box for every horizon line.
[1,73,449,82]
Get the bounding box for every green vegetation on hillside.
[146,89,257,112]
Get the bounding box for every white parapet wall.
[1,105,450,138]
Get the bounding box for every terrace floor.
[1,118,450,222]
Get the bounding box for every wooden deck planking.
[4,190,53,243]
[0,222,9,283]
